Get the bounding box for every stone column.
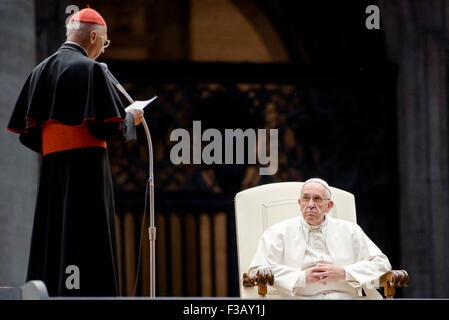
[0,0,38,286]
[381,0,449,297]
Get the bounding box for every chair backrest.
[234,181,356,297]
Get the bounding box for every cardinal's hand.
[125,106,144,126]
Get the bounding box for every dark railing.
[115,191,237,297]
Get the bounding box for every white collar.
[299,214,328,241]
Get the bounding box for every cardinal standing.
[7,8,144,297]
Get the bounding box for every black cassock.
[7,43,136,296]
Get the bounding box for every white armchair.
[234,182,408,298]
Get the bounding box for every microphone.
[99,62,134,104]
[100,61,157,298]
[100,62,119,86]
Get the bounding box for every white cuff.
[294,270,306,288]
[344,266,361,288]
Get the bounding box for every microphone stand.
[101,63,156,298]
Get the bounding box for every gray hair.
[302,178,332,199]
[66,21,103,37]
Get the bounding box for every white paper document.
[126,96,158,111]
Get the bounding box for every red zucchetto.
[70,8,106,26]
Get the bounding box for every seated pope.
[248,178,392,299]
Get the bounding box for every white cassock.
[248,214,392,299]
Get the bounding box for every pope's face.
[298,182,334,226]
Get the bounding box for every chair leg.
[384,282,395,299]
[258,284,267,297]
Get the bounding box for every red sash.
[41,122,106,155]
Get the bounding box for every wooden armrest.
[242,271,274,297]
[380,270,409,298]
[243,269,409,299]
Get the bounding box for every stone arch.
[189,0,289,62]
